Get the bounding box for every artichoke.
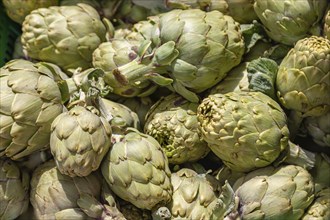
[101,128,172,210]
[253,0,328,45]
[2,0,59,24]
[276,36,330,137]
[304,110,330,147]
[144,93,209,164]
[233,165,315,220]
[166,0,258,24]
[113,8,245,102]
[302,188,330,220]
[325,9,330,39]
[30,160,103,219]
[0,59,66,160]
[0,159,30,220]
[168,168,236,219]
[21,3,110,72]
[50,105,112,177]
[197,91,289,172]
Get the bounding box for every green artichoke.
[304,110,330,147]
[30,160,103,219]
[197,91,289,172]
[0,59,66,160]
[144,93,209,164]
[325,9,330,39]
[113,9,245,102]
[168,168,236,219]
[50,105,112,177]
[276,36,330,137]
[101,128,172,210]
[166,0,258,24]
[233,165,315,220]
[0,159,30,220]
[302,188,330,220]
[21,3,109,72]
[2,0,59,24]
[254,0,328,45]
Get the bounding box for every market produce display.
[0,0,329,219]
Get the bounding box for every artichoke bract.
[50,105,112,177]
[197,91,290,172]
[302,188,330,220]
[276,36,330,136]
[114,9,245,102]
[304,111,330,147]
[254,0,328,45]
[144,93,209,164]
[2,0,59,24]
[101,129,172,210]
[0,59,66,160]
[168,168,236,219]
[0,159,30,220]
[21,3,109,72]
[233,165,315,220]
[30,160,102,220]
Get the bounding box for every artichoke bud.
[197,91,290,172]
[144,93,209,164]
[0,59,68,160]
[276,36,330,138]
[30,160,103,219]
[50,105,112,177]
[168,168,236,219]
[101,128,172,210]
[21,3,110,72]
[233,165,315,220]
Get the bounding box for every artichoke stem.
[114,60,157,85]
[94,97,114,122]
[288,110,303,141]
[283,141,316,170]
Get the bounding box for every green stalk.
[113,60,156,85]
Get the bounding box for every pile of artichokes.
[1,0,329,219]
